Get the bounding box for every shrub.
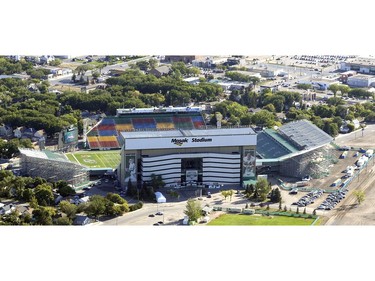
[129,201,144,212]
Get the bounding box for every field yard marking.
[71,153,80,164]
[95,153,108,167]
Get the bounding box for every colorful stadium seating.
[86,112,206,149]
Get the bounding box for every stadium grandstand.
[85,107,206,150]
[255,120,335,179]
[19,148,89,189]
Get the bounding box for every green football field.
[65,150,121,169]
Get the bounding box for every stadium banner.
[125,135,256,150]
[243,149,256,180]
[124,153,137,184]
[186,170,198,182]
[64,128,78,144]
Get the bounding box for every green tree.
[353,190,365,205]
[55,181,76,197]
[106,192,126,204]
[32,207,56,225]
[49,58,62,66]
[346,123,355,132]
[55,216,72,225]
[270,187,282,203]
[184,199,202,223]
[29,196,38,209]
[328,84,341,97]
[85,195,106,219]
[59,201,78,220]
[34,183,54,206]
[149,58,158,69]
[256,178,271,201]
[297,83,312,90]
[150,174,165,190]
[71,72,77,82]
[251,110,277,128]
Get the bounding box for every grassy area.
[207,213,318,226]
[87,61,108,68]
[50,85,81,92]
[65,150,121,169]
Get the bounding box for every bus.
[340,151,348,159]
[331,179,342,187]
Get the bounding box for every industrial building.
[340,57,375,74]
[346,74,375,88]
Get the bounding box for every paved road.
[335,124,375,148]
[97,190,250,226]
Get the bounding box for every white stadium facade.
[115,107,257,189]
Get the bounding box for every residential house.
[149,65,172,78]
[192,56,228,68]
[183,77,200,84]
[0,124,13,137]
[16,206,32,217]
[33,129,46,142]
[28,83,40,93]
[164,55,202,64]
[13,126,25,138]
[21,128,36,140]
[0,204,16,215]
[39,55,55,65]
[73,215,91,226]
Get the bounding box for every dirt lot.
[324,158,375,225]
[312,149,359,192]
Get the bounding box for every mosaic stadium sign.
[171,137,213,146]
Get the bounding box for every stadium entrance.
[181,158,203,185]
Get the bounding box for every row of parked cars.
[291,189,324,207]
[315,189,348,211]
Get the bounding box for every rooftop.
[347,74,375,80]
[278,119,333,150]
[121,127,255,139]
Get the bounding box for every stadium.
[85,107,257,189]
[18,106,336,191]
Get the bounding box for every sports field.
[207,214,319,226]
[65,150,121,169]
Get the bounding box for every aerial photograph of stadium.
[1,54,375,227]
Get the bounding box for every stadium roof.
[256,129,299,159]
[278,119,333,150]
[121,127,255,139]
[19,148,70,163]
[116,106,202,116]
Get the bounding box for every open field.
[50,84,81,92]
[207,213,318,226]
[65,150,121,169]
